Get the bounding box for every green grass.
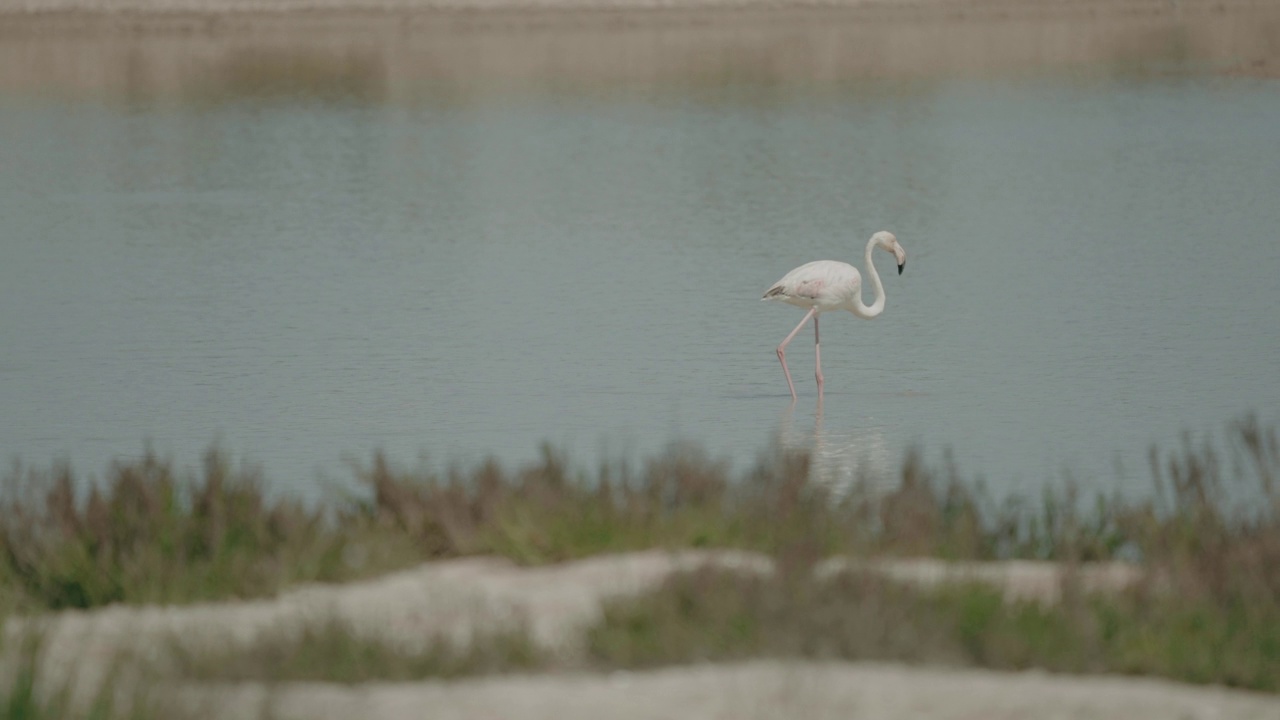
[170,617,542,684]
[578,415,1280,692]
[0,415,1277,693]
[1,417,1276,609]
[0,448,411,610]
[0,433,1110,611]
[0,439,980,610]
[0,627,194,720]
[586,568,1280,692]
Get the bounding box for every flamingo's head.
[872,231,906,275]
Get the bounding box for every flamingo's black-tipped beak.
[898,261,905,276]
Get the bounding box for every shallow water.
[2,19,1279,500]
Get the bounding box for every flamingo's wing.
[763,261,850,301]
[763,276,823,300]
[790,276,826,300]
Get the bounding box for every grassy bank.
[0,629,181,720]
[587,565,1280,692]
[3,417,1277,611]
[1,416,1277,693]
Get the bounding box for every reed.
[1,416,1276,691]
[2,418,1276,611]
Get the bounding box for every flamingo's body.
[762,231,906,399]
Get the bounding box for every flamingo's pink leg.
[814,314,824,393]
[776,307,817,400]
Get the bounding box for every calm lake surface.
[2,18,1279,500]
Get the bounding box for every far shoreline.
[0,0,1276,99]
[1,0,1276,27]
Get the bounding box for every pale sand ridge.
[7,551,1276,719]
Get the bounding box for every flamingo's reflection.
[776,397,894,499]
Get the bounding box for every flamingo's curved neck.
[850,238,886,319]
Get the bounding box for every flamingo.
[761,231,907,399]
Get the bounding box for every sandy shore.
[181,661,1280,720]
[0,0,1275,16]
[14,551,1142,676]
[0,0,1257,14]
[4,551,1272,720]
[2,0,1277,29]
[0,0,1276,103]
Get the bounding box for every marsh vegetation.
[0,416,1276,702]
